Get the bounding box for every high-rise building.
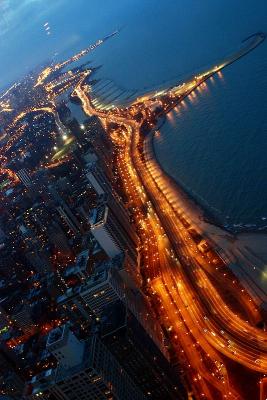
[89,205,138,270]
[100,301,187,400]
[56,203,82,237]
[86,163,140,279]
[16,169,32,189]
[89,206,121,258]
[47,228,72,254]
[57,259,125,324]
[86,171,106,203]
[57,262,168,359]
[46,325,85,369]
[10,303,35,335]
[26,302,187,400]
[26,324,146,400]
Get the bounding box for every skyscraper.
[89,205,138,270]
[26,323,147,400]
[57,262,168,360]
[100,301,187,400]
[16,169,32,189]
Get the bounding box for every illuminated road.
[76,80,267,369]
[73,94,237,399]
[133,125,267,370]
[0,31,117,180]
[128,123,267,369]
[109,121,235,399]
[75,32,267,399]
[0,27,261,400]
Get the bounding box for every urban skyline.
[0,2,266,400]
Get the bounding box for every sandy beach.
[144,129,267,305]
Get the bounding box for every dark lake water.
[45,0,267,231]
[154,43,267,230]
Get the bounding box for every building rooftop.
[64,250,90,278]
[29,337,93,395]
[57,269,110,305]
[76,249,90,270]
[57,254,124,305]
[46,326,64,347]
[88,205,107,227]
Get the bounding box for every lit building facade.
[27,324,146,400]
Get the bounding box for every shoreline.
[73,29,267,300]
[146,31,266,236]
[145,129,267,302]
[152,127,267,236]
[149,128,232,234]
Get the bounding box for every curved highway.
[74,32,267,399]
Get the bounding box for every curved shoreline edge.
[152,130,267,235]
[150,130,230,232]
[144,129,267,302]
[149,31,266,235]
[75,30,267,300]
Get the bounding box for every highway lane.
[127,123,242,398]
[116,126,235,399]
[131,124,267,372]
[104,124,240,397]
[143,136,262,323]
[113,127,213,397]
[143,134,267,343]
[73,49,267,395]
[102,111,235,398]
